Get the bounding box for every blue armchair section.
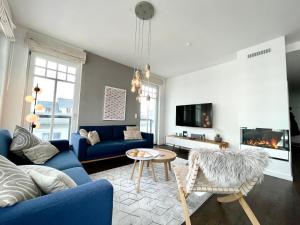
[71,125,154,161]
[0,129,113,225]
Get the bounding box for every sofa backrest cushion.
[112,125,127,140]
[79,125,137,141]
[0,129,12,158]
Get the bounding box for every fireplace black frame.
[240,127,290,151]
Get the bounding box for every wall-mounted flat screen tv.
[176,103,213,128]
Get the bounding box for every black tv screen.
[176,103,213,128]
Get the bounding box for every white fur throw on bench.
[188,148,269,187]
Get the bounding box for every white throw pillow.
[0,156,41,207]
[22,142,59,164]
[126,126,139,131]
[19,165,77,194]
[124,130,143,140]
[87,131,100,145]
[79,129,90,144]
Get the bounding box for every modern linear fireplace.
[241,127,289,151]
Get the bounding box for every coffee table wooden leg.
[147,161,150,168]
[137,160,144,193]
[164,162,169,181]
[130,160,137,180]
[168,162,172,171]
[150,161,156,182]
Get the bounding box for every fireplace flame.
[246,138,279,149]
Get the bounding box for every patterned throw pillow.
[124,130,143,140]
[0,156,41,207]
[79,129,91,144]
[10,125,41,157]
[87,131,100,145]
[22,142,59,164]
[19,165,77,194]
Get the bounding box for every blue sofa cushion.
[123,139,148,149]
[62,167,91,185]
[112,125,126,140]
[86,140,125,158]
[0,129,11,158]
[44,150,82,170]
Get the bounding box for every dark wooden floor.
[83,146,300,225]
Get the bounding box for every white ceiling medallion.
[131,1,155,102]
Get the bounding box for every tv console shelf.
[166,135,229,150]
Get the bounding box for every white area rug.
[90,157,211,225]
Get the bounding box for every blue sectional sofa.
[0,129,113,225]
[71,125,154,162]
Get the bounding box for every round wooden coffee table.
[126,148,160,193]
[151,148,177,181]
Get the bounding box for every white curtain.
[26,31,86,64]
[0,0,15,41]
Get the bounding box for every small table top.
[126,148,160,161]
[151,148,177,163]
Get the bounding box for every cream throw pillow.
[22,142,59,164]
[126,126,139,131]
[124,130,143,140]
[79,129,91,144]
[19,165,77,194]
[87,131,100,145]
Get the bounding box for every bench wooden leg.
[178,187,191,225]
[218,193,260,225]
[217,193,242,203]
[239,197,260,225]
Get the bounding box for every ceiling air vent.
[247,48,271,59]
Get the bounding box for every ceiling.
[8,0,300,77]
[287,50,300,89]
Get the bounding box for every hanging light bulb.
[131,85,136,93]
[145,64,151,79]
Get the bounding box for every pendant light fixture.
[131,1,154,102]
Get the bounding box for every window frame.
[23,51,82,140]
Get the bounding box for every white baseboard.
[264,170,293,181]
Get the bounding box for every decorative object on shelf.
[214,134,222,142]
[130,1,154,102]
[183,131,188,137]
[24,84,44,133]
[103,86,126,121]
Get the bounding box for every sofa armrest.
[71,133,88,161]
[49,140,70,152]
[0,179,113,225]
[141,132,154,148]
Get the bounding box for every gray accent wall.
[78,52,139,126]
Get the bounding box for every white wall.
[1,27,29,132]
[165,36,292,181]
[165,60,240,148]
[0,33,11,125]
[238,37,290,129]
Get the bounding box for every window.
[26,52,81,141]
[140,84,159,143]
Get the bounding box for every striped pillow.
[10,125,41,157]
[0,156,41,207]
